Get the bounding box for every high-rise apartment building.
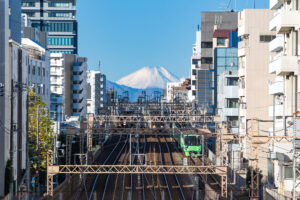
[21,0,77,54]
[87,70,107,115]
[50,53,65,121]
[199,12,238,113]
[238,9,276,178]
[266,0,300,198]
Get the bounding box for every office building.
[87,70,107,115]
[21,0,78,54]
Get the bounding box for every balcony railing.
[269,55,298,75]
[269,35,284,52]
[269,9,300,33]
[269,104,284,117]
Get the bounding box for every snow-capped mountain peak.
[116,66,179,89]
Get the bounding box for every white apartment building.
[22,38,51,108]
[267,0,300,198]
[238,9,276,178]
[87,70,107,115]
[166,80,183,102]
[189,29,201,102]
[50,53,65,121]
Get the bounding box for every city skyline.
[77,0,268,81]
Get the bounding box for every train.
[172,127,202,157]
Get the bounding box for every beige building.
[238,9,276,177]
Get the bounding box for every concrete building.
[50,53,65,121]
[166,81,183,102]
[189,28,201,102]
[64,54,87,117]
[87,70,107,115]
[21,0,78,54]
[266,0,300,198]
[213,29,239,134]
[238,9,276,178]
[22,38,51,108]
[198,11,238,113]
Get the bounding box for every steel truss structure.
[46,150,228,197]
[93,115,214,123]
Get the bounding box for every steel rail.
[101,135,129,200]
[88,135,123,200]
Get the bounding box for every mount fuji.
[107,66,179,102]
[116,66,179,89]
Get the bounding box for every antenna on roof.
[254,0,256,8]
[197,24,200,31]
[98,60,101,72]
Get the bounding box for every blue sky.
[77,0,268,82]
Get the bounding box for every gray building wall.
[64,54,75,116]
[0,0,9,196]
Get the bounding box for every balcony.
[224,86,239,98]
[238,67,245,77]
[224,108,239,117]
[269,104,284,117]
[239,88,245,97]
[73,93,83,100]
[50,87,63,95]
[50,77,63,85]
[269,10,300,34]
[50,59,64,66]
[269,0,284,10]
[269,78,284,95]
[269,35,284,52]
[73,103,82,109]
[230,127,239,134]
[269,55,298,75]
[238,41,249,57]
[73,84,83,91]
[72,74,83,81]
[50,69,64,76]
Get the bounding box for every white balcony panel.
[50,77,63,85]
[269,79,284,95]
[270,55,298,76]
[269,0,283,10]
[50,87,63,95]
[50,68,64,76]
[269,35,284,52]
[238,67,245,77]
[238,89,245,97]
[224,86,239,98]
[50,59,64,66]
[269,105,284,117]
[270,10,300,33]
[224,108,239,117]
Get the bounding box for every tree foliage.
[28,88,53,174]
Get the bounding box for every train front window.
[184,136,200,146]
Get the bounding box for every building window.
[260,35,276,43]
[26,12,35,17]
[217,38,226,46]
[49,12,71,18]
[192,90,196,96]
[48,37,74,46]
[22,2,35,7]
[201,42,213,48]
[227,78,238,86]
[43,22,73,32]
[48,2,69,7]
[201,57,213,64]
[227,99,238,108]
[38,67,41,76]
[192,80,196,86]
[43,68,45,77]
[192,69,196,76]
[32,66,35,75]
[28,64,31,74]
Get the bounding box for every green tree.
[28,88,53,176]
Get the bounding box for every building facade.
[199,11,238,113]
[87,70,107,115]
[21,0,78,54]
[22,38,51,108]
[213,29,239,134]
[50,53,65,121]
[266,0,300,198]
[238,9,276,178]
